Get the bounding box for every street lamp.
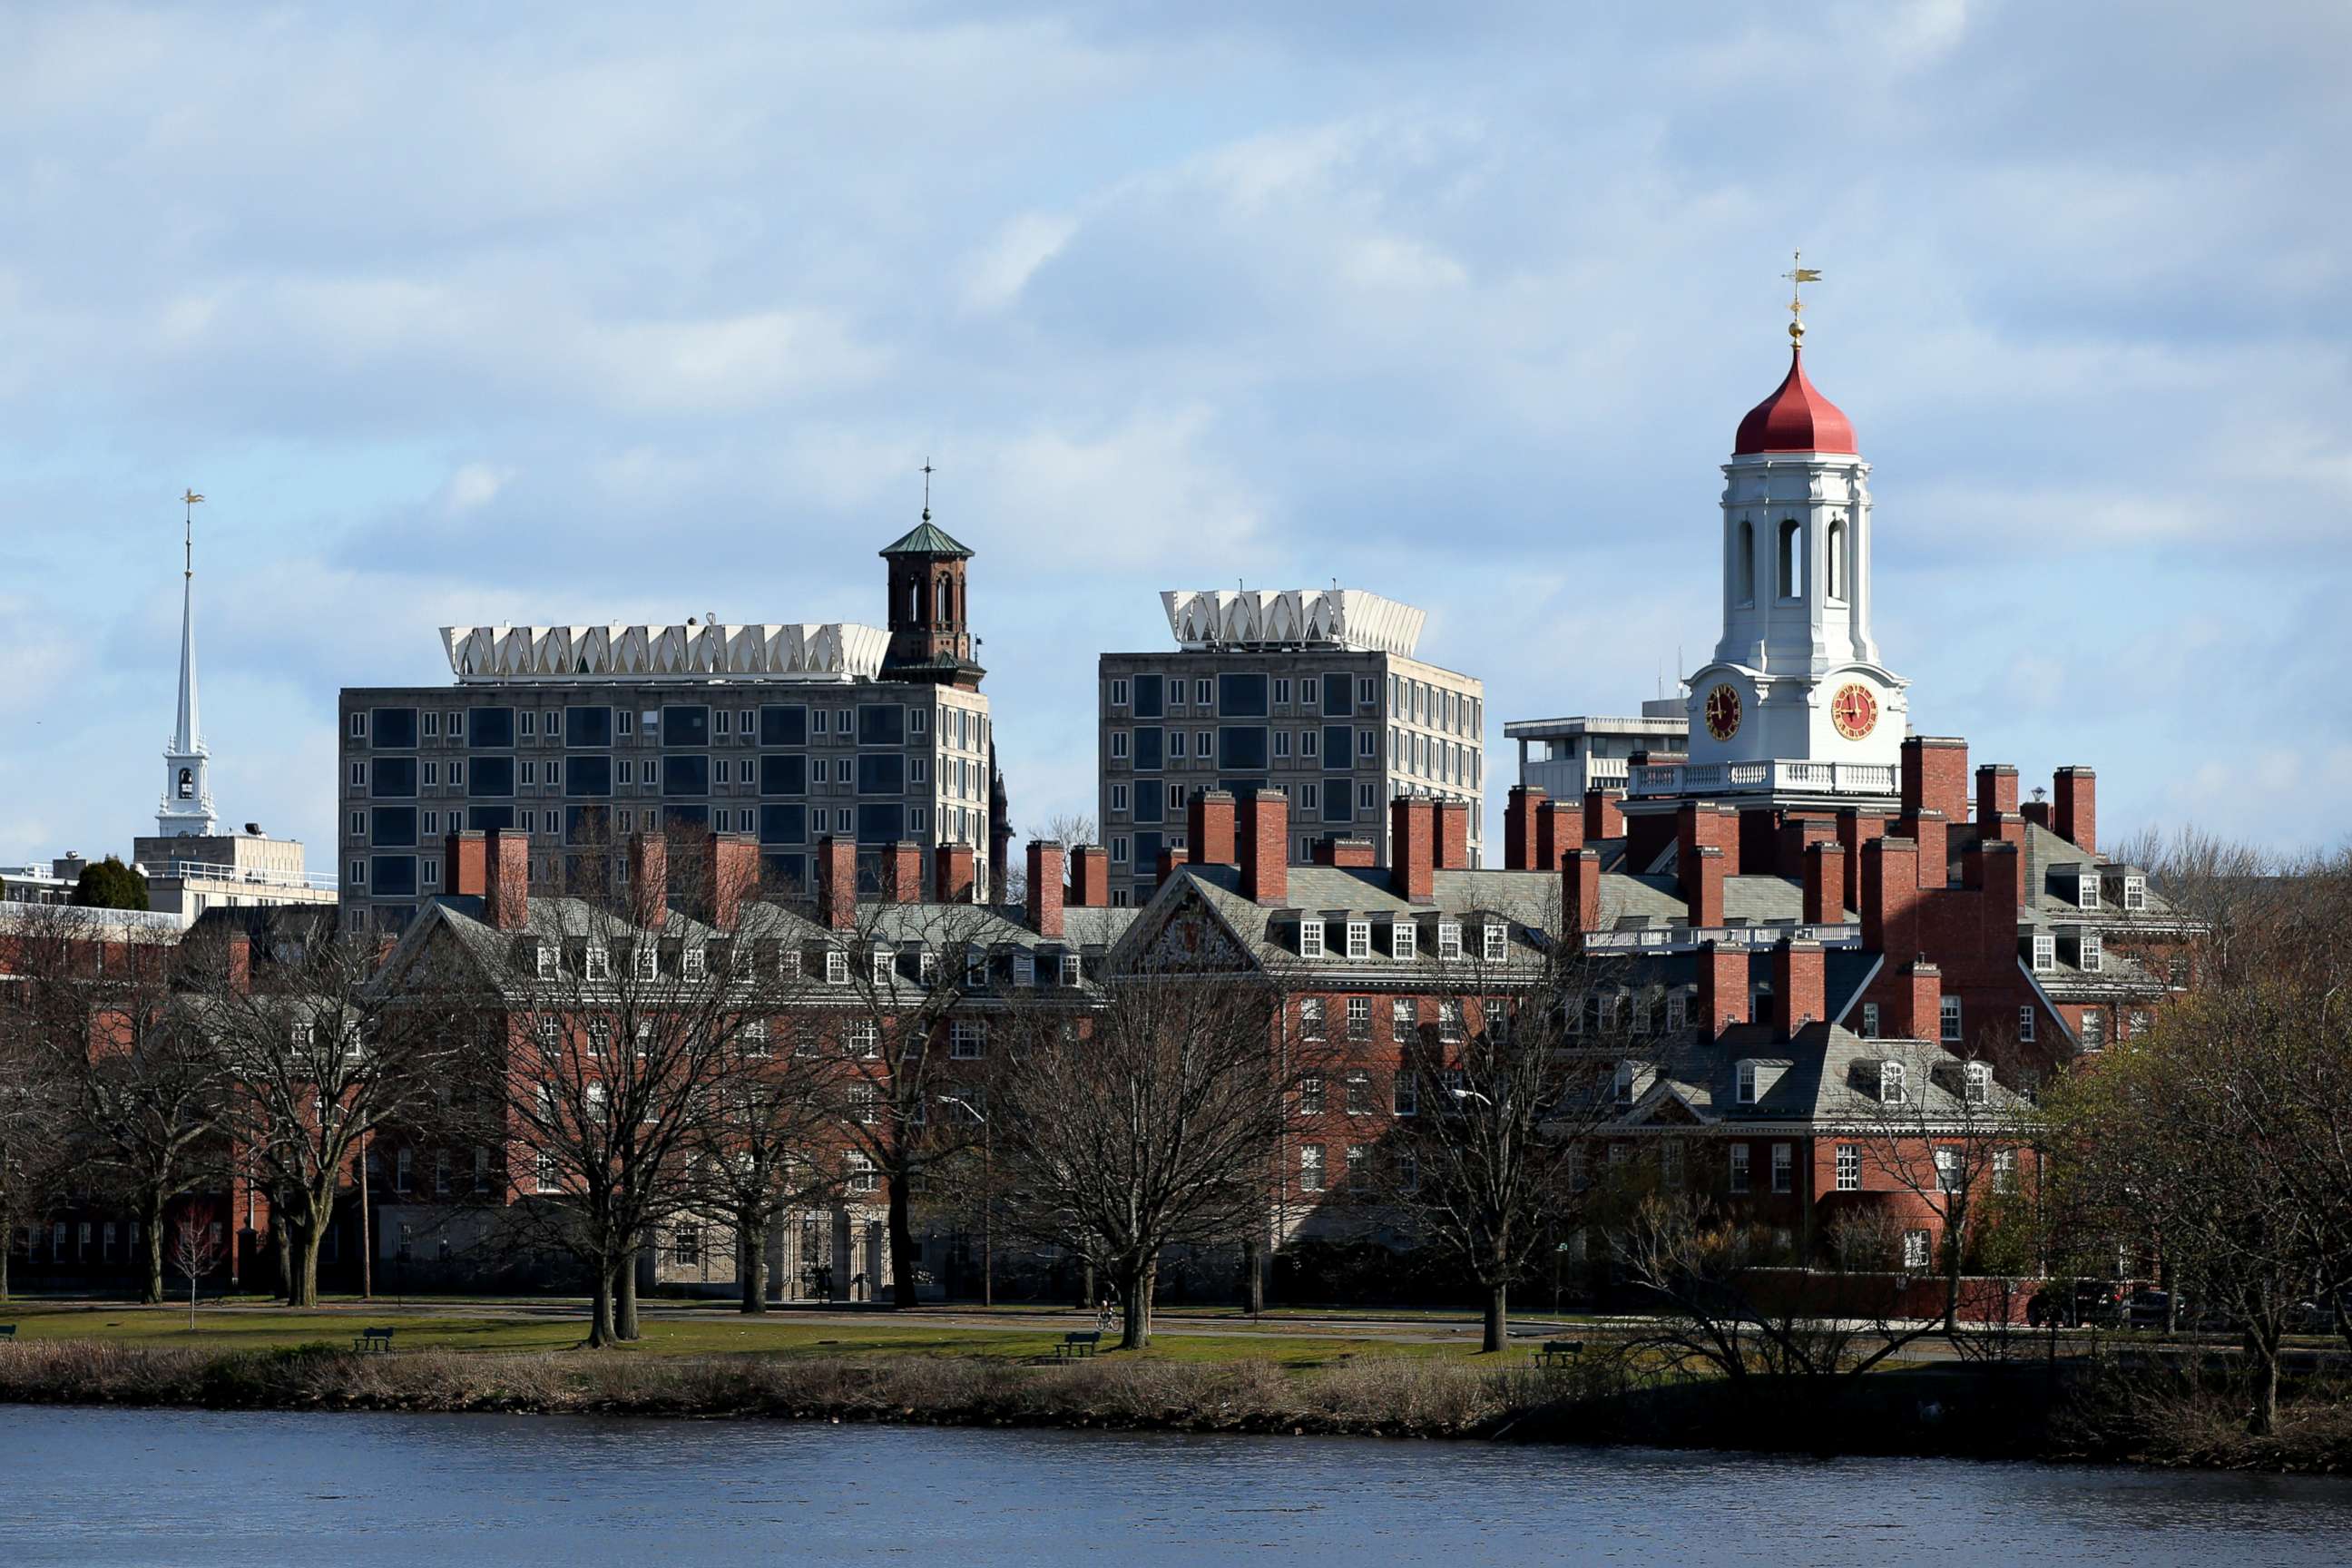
[1450,1087,1494,1109]
[938,1094,993,1308]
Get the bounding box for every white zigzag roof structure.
[441,623,891,683]
[1161,589,1426,657]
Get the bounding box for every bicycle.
[1095,1298,1118,1333]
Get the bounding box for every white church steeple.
[157,489,218,838]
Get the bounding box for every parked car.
[2126,1289,2185,1330]
[2027,1279,2125,1328]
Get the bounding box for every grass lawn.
[0,1299,1492,1367]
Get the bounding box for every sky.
[3,0,2348,872]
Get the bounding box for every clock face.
[1703,683,1742,741]
[1831,681,1879,741]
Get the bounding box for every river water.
[2,1405,2347,1565]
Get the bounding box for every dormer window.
[965,948,988,989]
[2080,930,2102,974]
[2032,932,2055,972]
[1482,923,1506,963]
[681,946,706,979]
[918,949,940,984]
[1613,1060,1637,1106]
[583,946,611,981]
[533,943,555,981]
[1345,920,1371,960]
[871,947,893,985]
[1298,918,1326,960]
[1736,1060,1759,1104]
[633,945,658,982]
[1014,953,1035,986]
[1879,1061,1907,1105]
[1963,1062,1992,1106]
[1665,991,1688,1033]
[1437,922,1463,961]
[2076,871,2101,910]
[1389,922,1416,962]
[824,948,848,986]
[2122,876,2147,912]
[1059,953,1083,986]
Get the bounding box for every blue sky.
[3,0,2347,868]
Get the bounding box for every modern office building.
[1504,703,1690,800]
[132,828,338,922]
[336,514,999,932]
[1097,588,1485,906]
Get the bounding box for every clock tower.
[1683,280,1907,781]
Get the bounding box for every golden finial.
[1780,251,1822,345]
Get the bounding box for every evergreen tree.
[73,856,149,910]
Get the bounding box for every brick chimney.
[1773,939,1827,1037]
[486,829,530,931]
[1837,808,1886,919]
[1068,845,1109,907]
[2021,799,2053,831]
[1434,799,1471,870]
[1504,785,1545,870]
[1157,844,1192,887]
[444,829,487,898]
[1861,836,1920,958]
[1188,789,1238,867]
[1804,840,1847,925]
[878,841,923,904]
[935,843,975,905]
[1891,960,1942,1041]
[1975,764,2019,834]
[1678,800,1740,898]
[1389,795,1435,904]
[2053,766,2096,855]
[1566,849,1600,943]
[626,832,668,928]
[224,930,251,995]
[1537,800,1583,871]
[1900,736,1970,823]
[1239,789,1289,906]
[1026,840,1065,939]
[1896,808,1949,890]
[1689,844,1726,928]
[705,836,760,933]
[1697,941,1748,1037]
[818,836,858,931]
[1965,837,2025,911]
[1583,787,1625,841]
[1312,837,1376,867]
[1776,816,1832,879]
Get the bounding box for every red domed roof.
[1733,347,1857,456]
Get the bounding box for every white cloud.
[963,211,1081,315]
[443,462,514,513]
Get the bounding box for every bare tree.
[993,959,1289,1348]
[170,1214,224,1329]
[685,1024,836,1313]
[0,1024,70,1301]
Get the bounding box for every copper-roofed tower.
[879,466,985,691]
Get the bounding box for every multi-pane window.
[1298,918,1325,959]
[1346,996,1371,1040]
[1345,1071,1371,1114]
[1935,1147,1962,1192]
[1482,923,1506,963]
[2018,1006,2036,1044]
[1994,1149,2018,1193]
[1728,1143,1751,1194]
[1902,1230,1931,1270]
[849,1020,879,1058]
[1940,996,1963,1043]
[1299,998,1326,1039]
[1300,1144,1325,1192]
[1736,1060,1759,1104]
[825,948,849,985]
[1344,1145,1367,1190]
[951,1021,986,1059]
[1345,921,1370,959]
[2032,933,2055,971]
[1390,922,1416,961]
[1835,1142,1859,1191]
[2080,1009,2105,1052]
[1859,1002,1880,1038]
[1438,1000,1464,1043]
[848,1152,878,1193]
[1393,1073,1417,1117]
[1879,1061,1907,1103]
[1772,1142,1795,1194]
[2122,876,2147,911]
[1437,922,1462,960]
[1963,1062,1992,1106]
[2081,930,2102,973]
[1392,998,1415,1037]
[1299,1073,1326,1115]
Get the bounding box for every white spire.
[158,491,217,838]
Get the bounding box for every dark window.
[564,805,612,845]
[662,705,710,748]
[763,853,807,894]
[467,707,514,748]
[1324,726,1351,770]
[565,706,613,747]
[1219,777,1266,798]
[1133,728,1164,771]
[565,757,612,797]
[856,804,905,845]
[370,757,417,799]
[1218,726,1269,770]
[1133,832,1163,871]
[371,808,417,848]
[467,756,514,798]
[760,705,808,747]
[1219,672,1269,718]
[662,756,710,797]
[370,855,417,897]
[1322,788,1351,823]
[1132,787,1163,824]
[466,805,514,833]
[371,708,419,749]
[759,804,808,846]
[760,754,808,796]
[1321,673,1350,716]
[858,705,906,746]
[1132,673,1164,719]
[858,754,906,795]
[663,804,709,832]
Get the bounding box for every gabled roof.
[1619,1022,2031,1130]
[878,519,974,559]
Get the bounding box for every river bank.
[3,1337,2348,1474]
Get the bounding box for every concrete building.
[1098,588,1485,906]
[132,828,338,922]
[337,514,1000,933]
[1504,703,1690,800]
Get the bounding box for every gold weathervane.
[180,489,204,578]
[1781,252,1822,344]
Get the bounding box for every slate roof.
[877,519,974,558]
[1618,1021,2031,1132]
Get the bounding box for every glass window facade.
[565,706,613,747]
[662,705,710,747]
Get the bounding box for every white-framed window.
[1437,922,1462,960]
[1194,730,1210,758]
[951,1020,985,1059]
[1393,1073,1417,1117]
[1300,997,1325,1040]
[1994,1149,2018,1193]
[2076,872,2101,910]
[2018,1005,2036,1044]
[348,761,367,789]
[2127,1009,2151,1039]
[422,760,439,787]
[1859,1002,1880,1038]
[1301,729,1319,759]
[1298,917,1325,959]
[1299,1143,1325,1192]
[1345,920,1370,959]
[534,945,556,981]
[1736,1060,1759,1104]
[1728,1143,1751,1194]
[848,1019,879,1058]
[349,809,367,837]
[1059,953,1082,986]
[825,948,849,985]
[1014,953,1035,986]
[1439,999,1465,1043]
[1110,782,1129,812]
[2032,932,2055,971]
[1357,677,1376,708]
[1935,1146,1962,1192]
[1836,1142,1860,1191]
[1940,996,1963,1044]
[1772,1142,1795,1193]
[1170,730,1188,760]
[1111,730,1129,760]
[1482,923,1506,963]
[1902,1230,1931,1270]
[847,1152,878,1193]
[449,760,465,788]
[909,708,928,736]
[1389,921,1416,962]
[1665,990,1688,1033]
[633,945,658,981]
[348,710,368,738]
[1879,1061,1907,1104]
[1110,677,1130,708]
[1274,677,1291,706]
[1299,1073,1326,1115]
[1613,1060,1636,1106]
[1194,679,1212,708]
[1273,730,1292,759]
[1111,837,1129,865]
[1964,1061,1992,1106]
[1390,997,1416,1038]
[583,946,611,980]
[849,1083,878,1125]
[536,1152,560,1194]
[2080,930,2102,973]
[2122,875,2147,912]
[1344,1070,1371,1115]
[1346,996,1371,1040]
[871,946,893,985]
[2080,1008,2105,1053]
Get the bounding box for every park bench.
[1534,1339,1584,1367]
[1054,1330,1102,1362]
[354,1326,396,1354]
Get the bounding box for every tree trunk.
[142,1192,166,1305]
[1484,1279,1508,1354]
[740,1214,769,1314]
[1119,1258,1151,1350]
[589,1263,618,1348]
[1080,1256,1095,1311]
[887,1171,918,1309]
[0,1241,10,1300]
[1241,1237,1264,1317]
[288,1215,324,1309]
[617,1250,642,1341]
[270,1208,292,1300]
[2249,1320,2283,1437]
